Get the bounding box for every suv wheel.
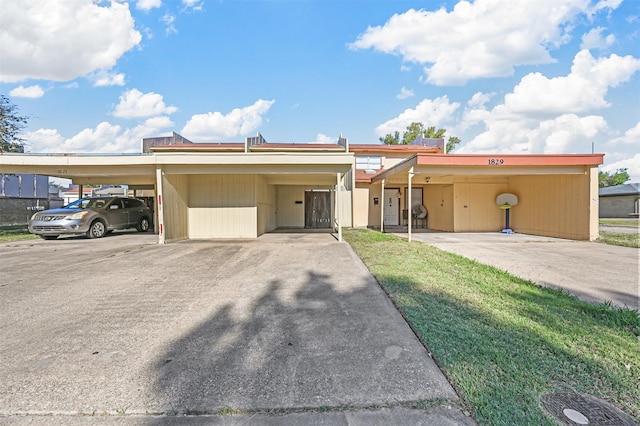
[137,217,150,232]
[87,220,106,239]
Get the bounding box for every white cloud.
[0,0,141,83]
[9,85,44,98]
[87,69,126,87]
[25,117,174,154]
[459,114,608,154]
[580,27,615,50]
[182,0,204,11]
[113,89,177,118]
[136,0,162,11]
[181,99,275,141]
[161,13,177,35]
[467,92,495,109]
[396,87,415,100]
[454,48,640,155]
[375,96,460,137]
[313,134,336,144]
[607,122,640,146]
[23,129,65,152]
[501,50,640,116]
[350,0,622,85]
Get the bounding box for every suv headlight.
[67,211,90,220]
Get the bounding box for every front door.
[305,190,331,228]
[383,189,400,226]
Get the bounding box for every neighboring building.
[0,133,603,242]
[0,173,61,226]
[599,183,640,218]
[59,185,95,205]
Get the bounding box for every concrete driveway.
[402,232,639,311]
[0,233,473,425]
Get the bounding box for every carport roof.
[370,153,604,182]
[0,151,353,185]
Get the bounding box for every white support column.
[380,179,385,233]
[336,173,343,242]
[155,167,165,244]
[408,167,414,242]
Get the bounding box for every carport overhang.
[371,153,604,241]
[372,153,604,183]
[0,153,157,186]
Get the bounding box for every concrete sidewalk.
[401,232,639,311]
[0,233,474,425]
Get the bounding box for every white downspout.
[336,173,342,242]
[408,167,414,242]
[380,179,385,233]
[155,167,165,244]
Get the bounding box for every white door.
[383,189,400,226]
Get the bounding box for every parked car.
[28,196,153,240]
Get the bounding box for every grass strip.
[597,231,639,248]
[599,219,639,227]
[0,227,37,242]
[343,228,640,425]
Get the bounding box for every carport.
[0,150,353,243]
[153,150,353,243]
[372,153,603,241]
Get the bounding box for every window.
[123,198,142,209]
[355,156,382,170]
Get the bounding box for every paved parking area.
[0,233,472,424]
[401,232,639,311]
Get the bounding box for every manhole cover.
[541,392,637,425]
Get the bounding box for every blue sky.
[1,0,639,180]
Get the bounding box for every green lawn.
[597,231,640,248]
[599,218,640,227]
[0,226,38,242]
[344,228,640,425]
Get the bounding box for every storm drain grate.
[541,392,637,425]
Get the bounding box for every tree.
[0,94,27,153]
[379,122,461,153]
[599,168,630,188]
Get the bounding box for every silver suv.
[28,196,153,240]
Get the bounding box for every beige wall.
[353,185,371,227]
[188,174,257,238]
[257,175,277,236]
[276,186,306,228]
[424,184,454,231]
[161,174,189,242]
[509,171,594,240]
[337,187,353,228]
[453,182,509,232]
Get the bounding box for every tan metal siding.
[508,172,592,240]
[353,185,371,227]
[424,184,454,231]
[188,175,257,238]
[453,182,509,232]
[162,174,189,242]
[256,175,277,236]
[276,186,306,228]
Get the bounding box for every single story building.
[599,183,640,218]
[0,132,603,242]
